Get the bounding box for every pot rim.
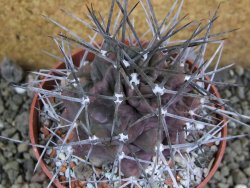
[29,48,227,188]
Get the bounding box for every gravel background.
[0,59,53,188]
[206,66,250,188]
[0,59,249,188]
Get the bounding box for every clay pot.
[29,49,227,188]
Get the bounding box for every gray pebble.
[228,162,239,170]
[1,127,17,137]
[230,96,240,104]
[1,173,8,185]
[243,166,250,176]
[15,175,23,184]
[3,161,19,184]
[0,152,7,165]
[235,65,244,76]
[12,94,24,106]
[224,89,232,98]
[15,112,29,137]
[3,144,17,159]
[227,175,233,185]
[28,148,36,160]
[231,140,243,155]
[224,151,237,165]
[213,171,222,180]
[10,184,23,188]
[24,160,35,181]
[23,153,31,160]
[241,101,249,109]
[221,166,229,177]
[237,87,245,99]
[17,143,29,153]
[243,108,250,117]
[0,120,4,129]
[247,90,250,100]
[29,182,42,188]
[23,184,30,188]
[235,155,245,162]
[0,141,3,149]
[0,99,4,114]
[0,58,23,83]
[218,183,228,188]
[1,87,11,98]
[9,101,19,111]
[233,170,248,185]
[11,132,21,141]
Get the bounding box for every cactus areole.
[28,1,230,187]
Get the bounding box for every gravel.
[0,58,23,83]
[207,65,250,188]
[0,59,53,187]
[0,59,249,187]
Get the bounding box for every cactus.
[19,0,250,187]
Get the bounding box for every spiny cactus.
[13,0,250,187]
[63,42,201,178]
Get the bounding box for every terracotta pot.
[29,49,227,188]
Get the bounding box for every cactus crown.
[23,0,250,187]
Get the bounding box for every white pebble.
[193,167,202,177]
[104,172,112,180]
[72,158,79,164]
[14,87,26,94]
[178,184,184,188]
[180,178,189,187]
[203,168,209,176]
[70,170,76,178]
[235,185,247,188]
[56,161,62,167]
[174,155,187,168]
[87,183,95,188]
[211,145,218,152]
[58,153,66,161]
[65,168,70,179]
